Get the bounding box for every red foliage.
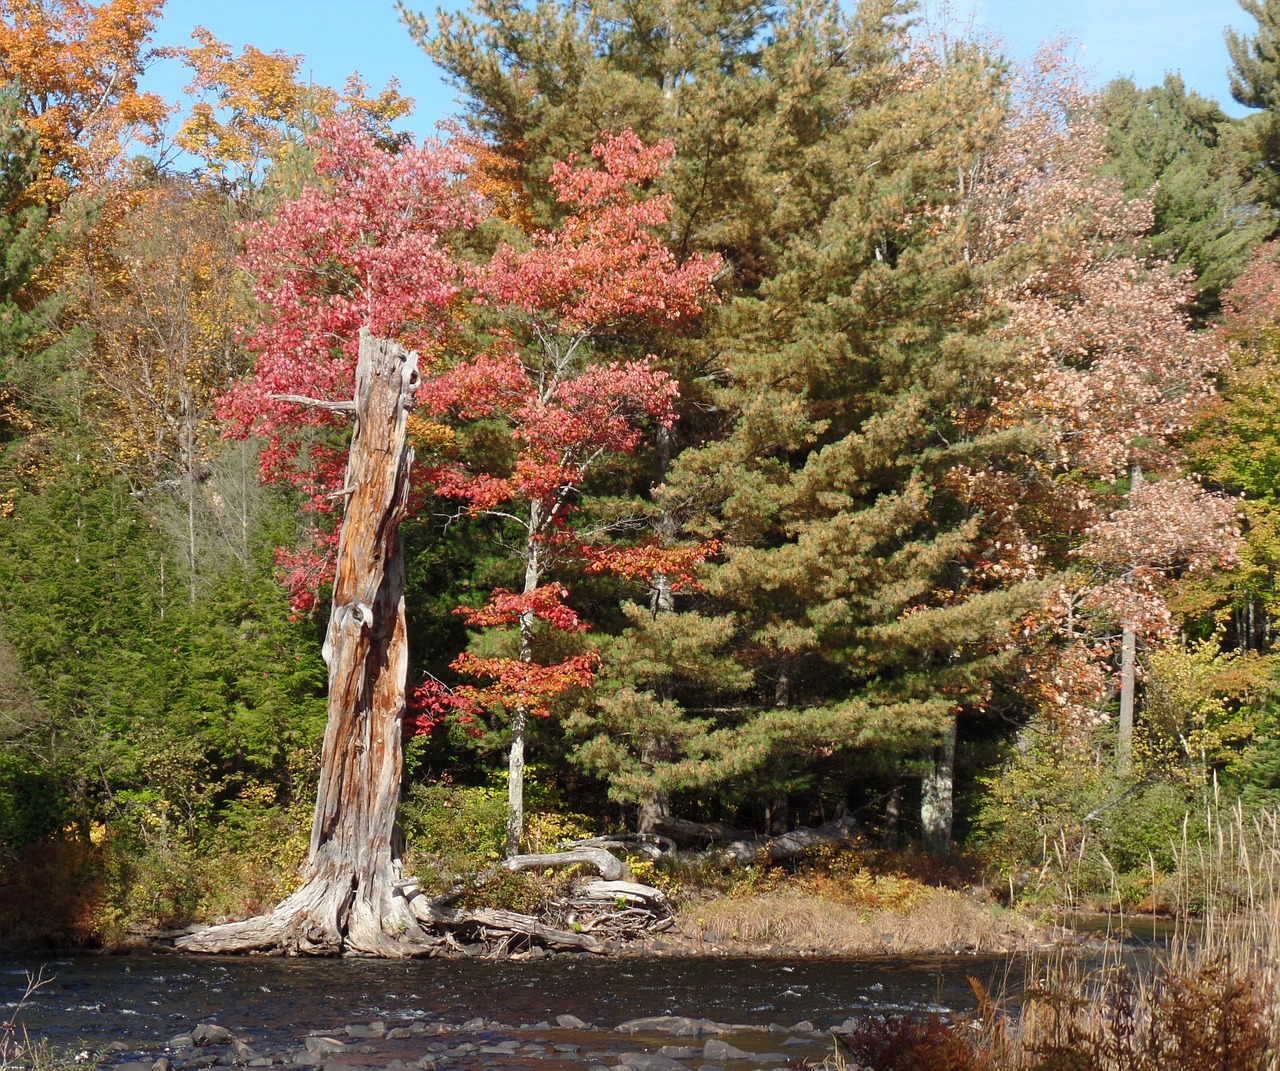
[413,131,719,737]
[581,538,721,590]
[471,130,719,331]
[450,652,599,721]
[219,116,473,526]
[456,584,587,632]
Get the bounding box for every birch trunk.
[505,503,542,858]
[1116,463,1143,775]
[1117,625,1136,774]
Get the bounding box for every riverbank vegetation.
[813,802,1280,1071]
[4,0,1280,957]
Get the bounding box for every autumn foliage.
[409,135,718,848]
[0,0,168,200]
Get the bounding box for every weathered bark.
[179,331,427,956]
[636,735,674,835]
[920,716,957,857]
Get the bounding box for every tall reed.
[825,801,1280,1071]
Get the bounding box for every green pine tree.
[1098,74,1270,321]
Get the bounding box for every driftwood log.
[648,810,863,867]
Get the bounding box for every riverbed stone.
[459,1017,486,1032]
[788,1021,817,1035]
[344,1023,385,1038]
[554,1043,582,1052]
[751,1054,788,1065]
[617,1054,686,1071]
[617,1017,727,1037]
[113,1062,153,1071]
[703,1039,751,1060]
[479,1041,521,1055]
[153,1058,171,1071]
[228,1039,256,1062]
[657,1045,700,1059]
[557,1014,590,1029]
[193,1024,235,1047]
[168,1036,194,1050]
[302,1037,348,1057]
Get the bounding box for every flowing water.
[3,951,1030,1051]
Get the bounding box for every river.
[4,951,1030,1053]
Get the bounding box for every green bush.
[0,751,67,862]
[972,720,1201,907]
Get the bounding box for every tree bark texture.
[920,716,957,857]
[179,331,426,956]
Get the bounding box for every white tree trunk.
[920,717,957,856]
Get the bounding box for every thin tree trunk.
[179,330,428,956]
[1117,463,1142,775]
[883,774,903,851]
[636,422,678,836]
[920,717,957,857]
[1117,625,1136,774]
[506,504,542,858]
[765,666,792,835]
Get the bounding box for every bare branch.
[272,393,357,414]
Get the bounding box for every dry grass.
[679,868,1035,955]
[802,801,1280,1071]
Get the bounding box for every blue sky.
[143,0,1257,138]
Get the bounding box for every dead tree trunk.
[179,331,429,956]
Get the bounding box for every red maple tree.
[219,116,473,611]
[412,130,719,856]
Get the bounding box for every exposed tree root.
[174,847,672,957]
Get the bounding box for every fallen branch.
[719,810,861,866]
[434,907,605,954]
[504,848,628,881]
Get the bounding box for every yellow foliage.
[1143,634,1272,770]
[171,27,413,188]
[0,0,170,202]
[65,178,247,477]
[406,414,457,454]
